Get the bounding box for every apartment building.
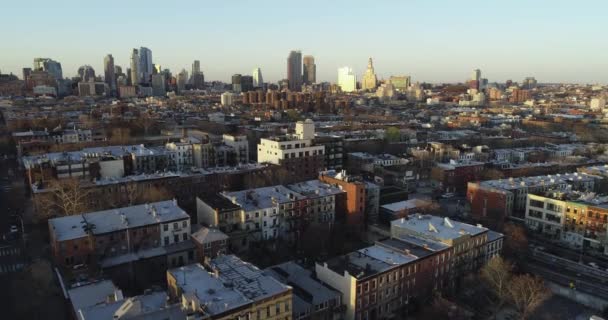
[315,237,452,320]
[430,160,485,194]
[48,200,195,288]
[167,256,292,320]
[257,119,325,180]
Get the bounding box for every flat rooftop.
[222,185,304,211]
[49,200,189,241]
[478,172,601,190]
[286,180,344,198]
[381,199,429,213]
[197,193,242,211]
[391,215,487,241]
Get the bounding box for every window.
[183,233,188,241]
[173,222,178,229]
[174,235,179,243]
[529,199,544,209]
[182,221,187,228]
[164,236,169,246]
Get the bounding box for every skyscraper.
[77,65,96,82]
[138,47,153,84]
[303,55,316,85]
[177,69,188,93]
[130,49,140,86]
[241,75,254,92]
[33,58,63,80]
[151,74,166,96]
[252,67,263,87]
[287,50,303,91]
[362,57,377,90]
[190,60,204,89]
[337,67,356,92]
[232,74,242,93]
[104,54,116,93]
[471,69,481,82]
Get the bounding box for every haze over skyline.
[2,0,607,84]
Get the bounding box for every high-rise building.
[190,60,204,89]
[103,54,116,94]
[22,68,32,82]
[151,74,166,96]
[138,47,153,84]
[77,65,96,82]
[471,69,481,82]
[303,55,316,85]
[231,74,242,93]
[33,58,63,80]
[252,67,263,87]
[176,69,188,93]
[337,67,356,92]
[287,50,303,91]
[130,49,140,86]
[362,57,377,90]
[522,77,538,89]
[241,75,254,92]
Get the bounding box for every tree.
[385,126,401,142]
[503,222,528,260]
[137,112,156,137]
[34,178,92,220]
[507,274,550,319]
[481,256,513,318]
[109,127,132,145]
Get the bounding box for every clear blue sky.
[1,0,607,84]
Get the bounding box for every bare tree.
[34,178,92,220]
[507,274,550,319]
[137,111,156,137]
[503,222,528,260]
[481,256,513,317]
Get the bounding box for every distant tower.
[303,55,316,85]
[104,54,116,94]
[138,47,153,84]
[362,57,378,90]
[232,74,242,93]
[287,50,303,91]
[471,69,481,82]
[191,60,204,89]
[130,49,140,85]
[77,65,96,82]
[253,67,264,87]
[337,67,356,92]
[177,69,188,93]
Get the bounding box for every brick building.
[430,160,485,194]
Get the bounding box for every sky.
[1,0,607,84]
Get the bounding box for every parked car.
[441,193,455,199]
[9,225,18,233]
[589,262,600,269]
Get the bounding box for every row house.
[430,160,485,194]
[315,237,453,320]
[48,200,195,289]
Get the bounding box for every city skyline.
[2,0,608,83]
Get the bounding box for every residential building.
[388,76,410,91]
[151,74,166,96]
[391,215,488,276]
[264,261,343,320]
[48,200,195,288]
[191,227,228,261]
[315,237,452,320]
[430,160,485,194]
[223,134,249,164]
[318,170,366,227]
[257,119,325,180]
[167,256,292,320]
[196,193,247,252]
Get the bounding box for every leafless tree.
[481,256,513,318]
[34,178,92,220]
[507,274,550,319]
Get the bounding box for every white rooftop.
[222,185,304,211]
[49,200,189,242]
[391,215,487,241]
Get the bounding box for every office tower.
[190,60,204,89]
[241,75,254,92]
[154,64,162,74]
[471,69,481,82]
[337,67,356,92]
[33,58,63,80]
[151,74,166,96]
[287,50,303,91]
[232,74,242,93]
[177,69,188,93]
[523,77,538,89]
[130,49,140,85]
[114,65,122,76]
[252,67,263,87]
[362,57,377,90]
[138,47,153,84]
[103,54,116,93]
[303,55,316,85]
[22,68,32,81]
